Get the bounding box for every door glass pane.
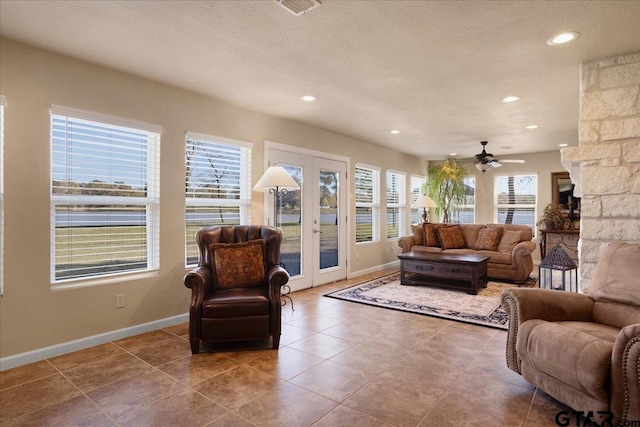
[319,170,339,269]
[279,165,302,277]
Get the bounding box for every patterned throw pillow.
[435,225,466,249]
[411,224,424,246]
[422,223,441,247]
[497,230,522,253]
[209,239,267,289]
[474,227,504,251]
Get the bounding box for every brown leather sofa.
[501,241,640,425]
[398,223,536,283]
[183,225,289,354]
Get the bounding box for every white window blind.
[494,174,537,231]
[410,175,426,224]
[355,164,380,243]
[51,106,161,282]
[454,176,475,224]
[386,170,406,238]
[0,96,5,296]
[185,132,251,266]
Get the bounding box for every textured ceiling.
[1,1,640,160]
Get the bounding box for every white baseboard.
[348,260,400,279]
[0,313,188,371]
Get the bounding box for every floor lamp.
[253,166,300,228]
[413,194,437,223]
[253,165,300,310]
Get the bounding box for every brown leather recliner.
[501,241,640,425]
[183,225,289,354]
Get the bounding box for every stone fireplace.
[561,51,640,290]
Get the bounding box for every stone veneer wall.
[562,50,640,290]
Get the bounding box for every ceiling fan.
[474,141,525,172]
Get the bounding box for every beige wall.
[0,38,425,359]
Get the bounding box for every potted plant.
[426,158,467,223]
[537,203,565,230]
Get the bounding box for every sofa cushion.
[460,224,485,249]
[474,227,503,251]
[411,224,424,246]
[498,230,522,253]
[202,287,270,318]
[517,319,617,401]
[422,223,441,247]
[412,245,443,254]
[475,250,512,265]
[435,225,466,249]
[209,239,267,289]
[587,241,640,307]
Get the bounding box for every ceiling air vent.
[273,0,321,16]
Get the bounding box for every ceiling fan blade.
[499,159,526,164]
[489,161,502,168]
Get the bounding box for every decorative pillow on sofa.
[497,230,522,253]
[411,224,424,246]
[435,225,466,249]
[474,227,504,251]
[422,223,441,247]
[208,239,267,288]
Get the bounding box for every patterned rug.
[324,273,537,330]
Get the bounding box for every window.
[386,170,406,238]
[0,96,4,295]
[495,174,537,231]
[453,176,475,224]
[51,106,161,283]
[185,132,251,266]
[410,175,426,224]
[355,164,380,243]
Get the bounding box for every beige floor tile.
[329,342,409,375]
[289,360,375,402]
[112,329,176,352]
[523,389,574,427]
[1,394,114,427]
[158,353,240,386]
[286,333,353,359]
[206,412,257,427]
[279,323,317,346]
[48,343,125,372]
[87,369,184,418]
[192,365,281,410]
[249,346,326,380]
[0,373,81,423]
[464,348,534,389]
[130,336,192,366]
[320,321,381,343]
[115,388,228,427]
[312,405,393,427]
[163,322,190,338]
[63,353,155,392]
[0,360,57,391]
[284,314,343,332]
[343,376,444,427]
[420,371,534,427]
[236,382,338,427]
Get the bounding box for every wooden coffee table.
[398,251,490,295]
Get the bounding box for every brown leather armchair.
[501,241,640,425]
[183,225,290,354]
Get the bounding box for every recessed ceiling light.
[300,95,317,102]
[525,125,539,129]
[449,153,457,156]
[390,130,400,134]
[502,96,520,103]
[547,32,580,45]
[558,143,568,147]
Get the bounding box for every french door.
[265,146,348,291]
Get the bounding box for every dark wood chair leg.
[190,339,200,354]
[272,334,280,350]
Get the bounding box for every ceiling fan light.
[476,163,492,173]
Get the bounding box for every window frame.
[386,169,406,239]
[493,173,538,232]
[354,164,380,244]
[184,132,252,267]
[50,106,161,285]
[454,175,476,224]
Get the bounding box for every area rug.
[324,273,537,330]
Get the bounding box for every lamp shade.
[253,166,300,192]
[413,194,437,209]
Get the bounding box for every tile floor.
[0,269,573,426]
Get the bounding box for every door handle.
[313,229,323,234]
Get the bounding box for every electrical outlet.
[116,294,125,309]
[356,253,360,261]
